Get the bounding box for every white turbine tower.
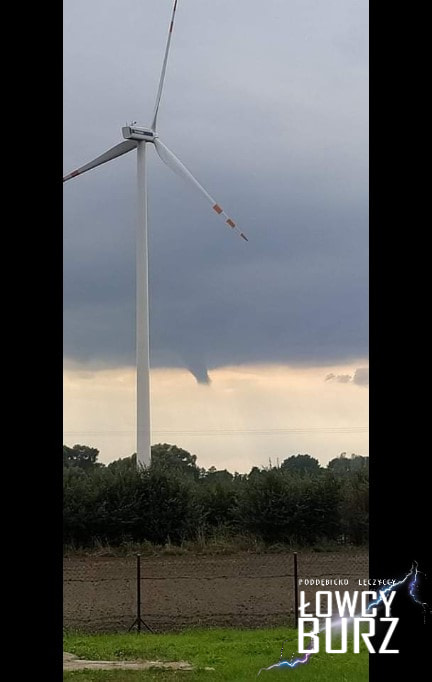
[63,0,248,468]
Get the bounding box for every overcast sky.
[63,0,368,468]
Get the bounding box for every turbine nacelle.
[122,125,156,142]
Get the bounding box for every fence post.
[136,553,141,633]
[293,552,299,628]
[128,553,153,633]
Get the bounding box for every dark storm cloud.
[63,0,368,380]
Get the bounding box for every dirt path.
[63,652,194,671]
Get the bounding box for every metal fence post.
[128,553,153,633]
[293,552,299,628]
[136,553,142,633]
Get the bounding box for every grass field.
[64,627,368,681]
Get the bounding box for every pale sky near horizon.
[63,361,368,470]
[63,0,368,470]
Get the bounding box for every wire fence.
[63,550,368,633]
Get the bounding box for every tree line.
[63,444,368,548]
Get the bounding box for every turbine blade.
[154,138,248,242]
[63,140,137,182]
[151,0,180,131]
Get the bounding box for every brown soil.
[63,551,368,632]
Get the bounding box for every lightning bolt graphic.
[406,561,430,625]
[366,560,430,623]
[257,560,430,676]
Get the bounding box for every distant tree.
[239,469,294,542]
[197,468,237,530]
[63,463,106,544]
[202,468,233,485]
[339,475,369,544]
[349,454,369,473]
[238,469,340,544]
[326,454,369,544]
[248,466,262,480]
[280,454,321,476]
[150,443,200,480]
[137,468,202,544]
[63,444,102,471]
[107,453,137,472]
[62,442,367,549]
[327,453,369,476]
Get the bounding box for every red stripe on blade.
[226,218,236,228]
[213,204,223,214]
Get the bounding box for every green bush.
[63,446,368,548]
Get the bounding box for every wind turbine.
[63,0,248,468]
